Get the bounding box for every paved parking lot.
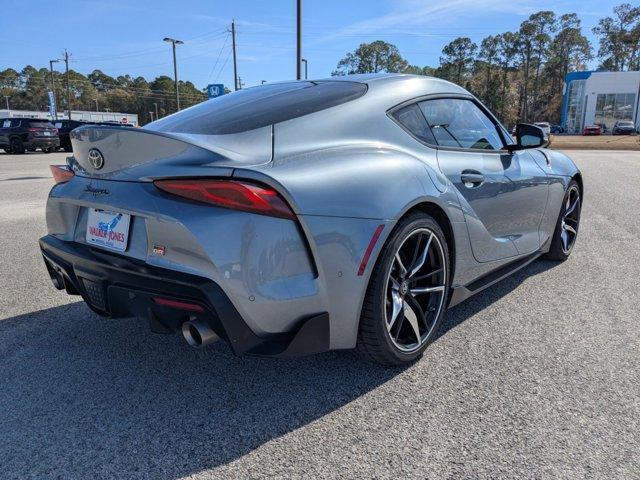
[0,151,638,479]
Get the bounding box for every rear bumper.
[39,235,329,357]
[26,137,60,148]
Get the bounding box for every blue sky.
[0,0,618,90]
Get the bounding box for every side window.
[419,98,504,150]
[392,104,436,145]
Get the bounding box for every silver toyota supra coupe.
[40,74,582,365]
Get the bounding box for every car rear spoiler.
[69,125,273,181]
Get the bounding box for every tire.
[357,212,450,366]
[9,137,25,154]
[544,180,581,261]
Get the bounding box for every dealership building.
[561,70,640,133]
[0,109,138,126]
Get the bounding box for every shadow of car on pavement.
[0,259,556,478]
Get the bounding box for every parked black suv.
[0,118,60,154]
[53,119,93,152]
[52,119,132,152]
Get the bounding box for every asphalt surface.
[0,151,638,479]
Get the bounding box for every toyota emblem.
[87,148,104,170]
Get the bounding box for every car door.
[418,97,549,263]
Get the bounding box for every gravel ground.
[550,134,639,151]
[0,151,638,479]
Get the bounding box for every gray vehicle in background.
[39,74,582,365]
[612,120,637,135]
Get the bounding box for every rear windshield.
[146,81,367,135]
[25,120,55,128]
[618,121,634,126]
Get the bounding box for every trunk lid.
[69,125,273,181]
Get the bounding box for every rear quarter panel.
[235,147,469,349]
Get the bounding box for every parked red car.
[583,125,602,136]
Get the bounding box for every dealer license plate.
[86,208,131,252]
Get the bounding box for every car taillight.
[50,165,75,184]
[154,179,295,220]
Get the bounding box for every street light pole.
[163,37,184,111]
[296,0,302,80]
[94,98,99,112]
[63,50,71,120]
[4,96,9,112]
[153,102,159,119]
[301,58,308,79]
[49,59,60,120]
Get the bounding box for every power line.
[71,30,228,63]
[206,32,230,84]
[213,50,232,84]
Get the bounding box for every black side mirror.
[507,123,548,152]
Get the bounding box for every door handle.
[460,170,484,186]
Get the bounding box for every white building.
[561,70,640,133]
[0,109,139,126]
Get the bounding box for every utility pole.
[4,96,9,112]
[163,37,184,111]
[153,102,159,119]
[63,50,71,120]
[94,98,99,112]
[237,77,244,89]
[296,0,302,80]
[302,58,308,79]
[230,20,238,91]
[49,59,60,120]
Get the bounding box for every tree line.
[0,66,206,124]
[1,3,638,128]
[333,3,640,128]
